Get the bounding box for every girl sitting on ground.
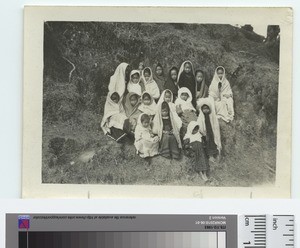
[183,121,210,181]
[175,87,197,137]
[123,92,142,134]
[138,92,157,118]
[134,113,159,158]
[127,70,144,96]
[152,101,182,159]
[208,66,234,122]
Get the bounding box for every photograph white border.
[22,6,293,198]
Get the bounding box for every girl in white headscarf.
[134,113,159,158]
[197,97,222,162]
[209,66,234,122]
[152,101,182,159]
[183,121,210,181]
[141,67,160,100]
[175,87,197,137]
[157,89,176,113]
[101,63,129,142]
[127,70,144,96]
[138,91,157,118]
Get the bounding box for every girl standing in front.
[197,97,222,162]
[152,101,182,159]
[178,60,196,106]
[183,121,210,181]
[209,66,234,122]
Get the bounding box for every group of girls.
[101,60,234,181]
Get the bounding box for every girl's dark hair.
[193,125,200,132]
[195,69,204,76]
[142,92,151,100]
[217,66,224,73]
[144,68,151,75]
[141,114,150,123]
[111,92,120,100]
[169,66,179,75]
[184,61,192,67]
[165,90,172,96]
[156,63,163,69]
[129,93,139,100]
[201,104,210,112]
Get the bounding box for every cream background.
[0,0,299,199]
[22,7,292,198]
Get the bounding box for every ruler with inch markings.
[239,215,294,248]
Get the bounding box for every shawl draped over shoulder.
[183,121,203,143]
[108,62,129,97]
[177,60,196,103]
[138,91,157,116]
[141,67,160,100]
[196,97,222,152]
[152,101,182,148]
[175,87,196,112]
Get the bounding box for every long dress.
[208,66,234,122]
[197,97,222,156]
[183,121,209,172]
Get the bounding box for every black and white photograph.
[22,7,292,198]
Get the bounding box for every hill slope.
[42,22,279,186]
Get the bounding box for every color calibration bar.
[19,231,226,248]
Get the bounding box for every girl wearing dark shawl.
[153,63,166,94]
[197,97,222,162]
[152,101,182,159]
[164,66,180,99]
[178,60,196,107]
[195,69,209,100]
[101,62,129,142]
[123,92,142,134]
[183,121,210,181]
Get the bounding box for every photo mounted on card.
[23,6,293,198]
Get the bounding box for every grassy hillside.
[42,22,279,186]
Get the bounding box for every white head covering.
[101,92,126,134]
[184,121,203,143]
[177,60,195,83]
[157,89,174,106]
[141,67,154,84]
[138,91,157,116]
[152,101,182,148]
[175,87,196,111]
[127,70,142,96]
[197,97,222,152]
[209,66,233,100]
[108,62,129,97]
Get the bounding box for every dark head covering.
[165,66,179,99]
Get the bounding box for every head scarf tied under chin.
[184,121,203,143]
